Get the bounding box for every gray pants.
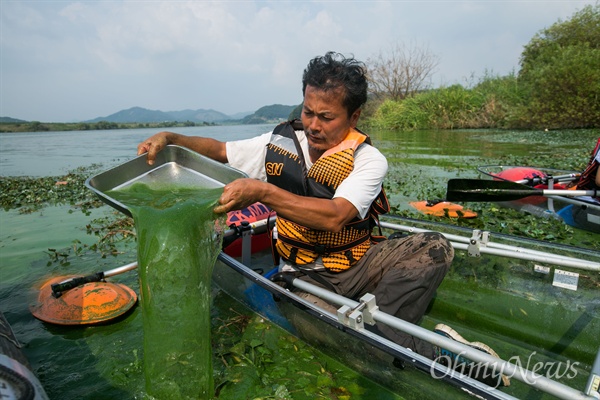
[294,232,454,358]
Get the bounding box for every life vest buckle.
[314,244,327,254]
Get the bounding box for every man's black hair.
[302,51,368,116]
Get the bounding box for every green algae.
[108,183,225,399]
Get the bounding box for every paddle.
[446,179,598,202]
[50,262,138,297]
[32,219,272,324]
[48,218,274,298]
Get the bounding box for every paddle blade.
[446,179,540,202]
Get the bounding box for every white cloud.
[1,0,596,122]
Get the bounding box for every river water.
[0,125,271,177]
[1,125,599,399]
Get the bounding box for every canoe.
[82,148,600,399]
[477,165,600,233]
[70,216,599,399]
[0,311,49,400]
[211,215,600,400]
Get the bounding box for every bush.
[367,5,599,130]
[473,72,529,128]
[518,4,600,129]
[369,74,526,130]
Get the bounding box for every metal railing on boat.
[378,219,600,272]
[292,278,599,400]
[239,216,600,271]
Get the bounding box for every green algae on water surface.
[108,183,225,399]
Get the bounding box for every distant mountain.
[87,106,230,124]
[228,111,254,120]
[166,109,232,123]
[87,107,174,123]
[1,104,297,125]
[0,116,27,123]
[240,104,297,124]
[288,104,302,120]
[87,105,297,124]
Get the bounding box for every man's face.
[301,85,361,160]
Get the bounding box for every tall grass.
[367,73,529,130]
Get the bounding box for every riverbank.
[0,120,219,133]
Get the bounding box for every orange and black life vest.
[265,120,389,272]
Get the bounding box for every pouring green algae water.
[107,183,226,400]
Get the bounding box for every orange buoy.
[494,167,568,205]
[494,167,546,183]
[30,275,137,325]
[410,200,477,218]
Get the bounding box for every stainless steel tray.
[85,145,247,216]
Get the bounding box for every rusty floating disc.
[30,275,137,325]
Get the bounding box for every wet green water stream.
[107,185,224,399]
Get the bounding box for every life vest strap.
[278,231,371,255]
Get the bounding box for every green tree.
[288,104,302,120]
[94,121,118,130]
[27,121,49,131]
[518,4,600,128]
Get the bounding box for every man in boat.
[138,52,508,386]
[577,138,600,192]
[572,137,600,232]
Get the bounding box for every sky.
[0,0,596,123]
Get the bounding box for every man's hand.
[137,132,173,165]
[214,178,263,214]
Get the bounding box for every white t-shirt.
[226,129,388,219]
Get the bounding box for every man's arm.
[137,131,228,165]
[214,178,358,232]
[216,145,387,232]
